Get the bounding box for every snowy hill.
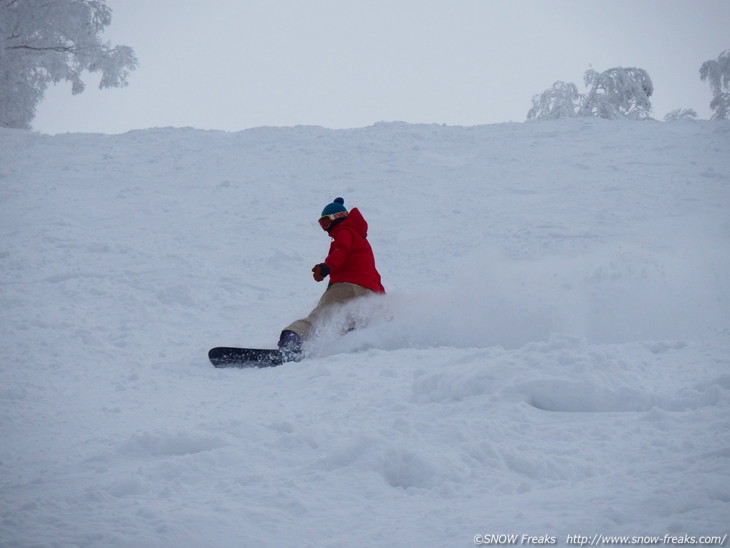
[1,119,729,547]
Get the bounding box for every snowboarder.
[278,197,385,359]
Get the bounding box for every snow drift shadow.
[518,379,722,413]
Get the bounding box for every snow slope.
[1,119,729,547]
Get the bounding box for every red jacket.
[323,208,385,294]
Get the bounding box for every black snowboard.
[208,347,287,368]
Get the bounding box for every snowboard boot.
[278,329,303,362]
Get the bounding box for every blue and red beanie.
[321,197,347,217]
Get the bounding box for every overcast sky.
[32,0,730,134]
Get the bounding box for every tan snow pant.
[283,282,376,341]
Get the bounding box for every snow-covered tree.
[663,108,697,122]
[699,49,730,120]
[527,66,654,121]
[527,81,582,120]
[0,0,137,129]
[580,67,653,120]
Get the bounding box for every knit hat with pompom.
[321,197,347,217]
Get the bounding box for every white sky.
[32,0,730,134]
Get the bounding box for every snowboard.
[208,346,288,368]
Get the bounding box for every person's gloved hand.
[312,263,330,282]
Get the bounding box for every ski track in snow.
[1,119,729,547]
